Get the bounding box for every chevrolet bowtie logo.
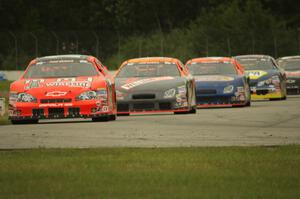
[46,91,68,97]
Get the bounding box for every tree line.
[0,0,299,69]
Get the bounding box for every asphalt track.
[0,96,300,149]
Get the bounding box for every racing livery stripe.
[121,76,174,90]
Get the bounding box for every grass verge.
[0,80,11,125]
[0,146,299,199]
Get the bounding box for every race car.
[277,56,300,95]
[234,55,287,100]
[185,57,251,107]
[9,55,117,124]
[114,57,196,115]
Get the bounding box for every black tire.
[269,98,281,101]
[245,100,251,107]
[11,119,38,125]
[189,107,197,114]
[117,113,130,116]
[281,95,287,100]
[110,115,117,121]
[174,110,190,114]
[92,116,110,122]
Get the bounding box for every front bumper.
[196,94,246,107]
[9,100,114,120]
[250,86,283,99]
[117,98,189,114]
[286,78,300,95]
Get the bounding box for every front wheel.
[245,100,251,107]
[92,114,116,122]
[189,107,197,114]
[281,95,287,100]
[110,115,117,121]
[117,113,130,116]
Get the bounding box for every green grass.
[0,146,299,199]
[0,80,11,125]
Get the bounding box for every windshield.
[187,62,237,75]
[278,59,300,71]
[23,59,98,78]
[116,62,180,78]
[236,57,275,70]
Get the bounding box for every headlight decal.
[76,89,107,101]
[9,92,18,103]
[17,93,37,103]
[223,85,234,94]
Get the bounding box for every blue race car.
[185,57,251,107]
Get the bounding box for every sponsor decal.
[24,77,93,89]
[45,91,68,97]
[39,103,72,107]
[92,106,109,113]
[46,81,91,88]
[48,60,74,64]
[195,75,234,82]
[56,78,76,82]
[121,76,174,90]
[102,106,109,112]
[246,70,268,79]
[24,79,45,90]
[46,77,93,88]
[192,60,231,64]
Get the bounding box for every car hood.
[10,76,107,98]
[285,70,300,78]
[245,70,278,82]
[194,75,240,87]
[115,76,186,93]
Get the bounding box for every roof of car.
[37,54,91,61]
[234,54,273,59]
[187,57,234,63]
[277,55,300,60]
[126,57,180,63]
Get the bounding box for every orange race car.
[9,55,117,124]
[114,57,196,115]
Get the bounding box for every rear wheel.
[11,119,39,125]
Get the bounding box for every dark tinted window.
[117,62,180,78]
[23,60,98,78]
[187,62,237,75]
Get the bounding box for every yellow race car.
[234,55,287,100]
